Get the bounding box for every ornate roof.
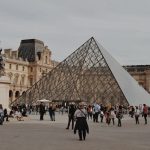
[18,39,44,62]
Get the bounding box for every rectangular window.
[21,76,25,86]
[16,65,18,70]
[45,56,48,64]
[9,64,12,69]
[30,78,33,86]
[22,66,25,71]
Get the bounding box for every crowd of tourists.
[65,102,149,140]
[0,102,150,141]
[0,102,61,124]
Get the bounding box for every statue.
[0,48,10,110]
[0,49,5,77]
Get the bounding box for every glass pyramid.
[13,37,150,106]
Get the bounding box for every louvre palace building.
[3,39,58,102]
[2,39,150,103]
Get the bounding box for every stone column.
[0,76,11,110]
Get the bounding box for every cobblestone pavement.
[0,113,150,150]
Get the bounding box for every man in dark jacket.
[143,104,148,124]
[66,104,76,130]
[3,109,9,121]
[39,102,45,120]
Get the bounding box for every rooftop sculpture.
[0,49,5,77]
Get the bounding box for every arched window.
[22,91,26,96]
[21,91,26,100]
[15,91,20,98]
[7,72,13,80]
[16,64,18,70]
[13,73,19,85]
[30,78,33,86]
[45,56,48,64]
[9,90,13,103]
[22,66,25,71]
[20,75,25,86]
[9,64,12,69]
[30,67,33,72]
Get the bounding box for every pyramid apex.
[90,36,95,40]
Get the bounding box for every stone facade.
[3,39,59,103]
[124,65,150,93]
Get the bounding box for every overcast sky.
[0,0,150,65]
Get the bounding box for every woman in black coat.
[74,103,89,141]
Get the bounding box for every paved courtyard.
[0,113,150,150]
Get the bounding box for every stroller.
[0,113,3,125]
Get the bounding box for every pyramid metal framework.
[12,37,150,106]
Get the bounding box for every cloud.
[0,0,150,65]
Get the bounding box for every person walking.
[105,110,111,125]
[60,106,64,115]
[0,104,4,125]
[3,108,9,122]
[130,106,135,118]
[48,104,53,121]
[100,110,104,123]
[116,105,123,127]
[134,106,140,124]
[143,104,148,124]
[66,104,76,130]
[74,102,89,141]
[87,105,92,120]
[51,104,56,121]
[93,103,100,122]
[39,102,45,120]
[110,108,115,125]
